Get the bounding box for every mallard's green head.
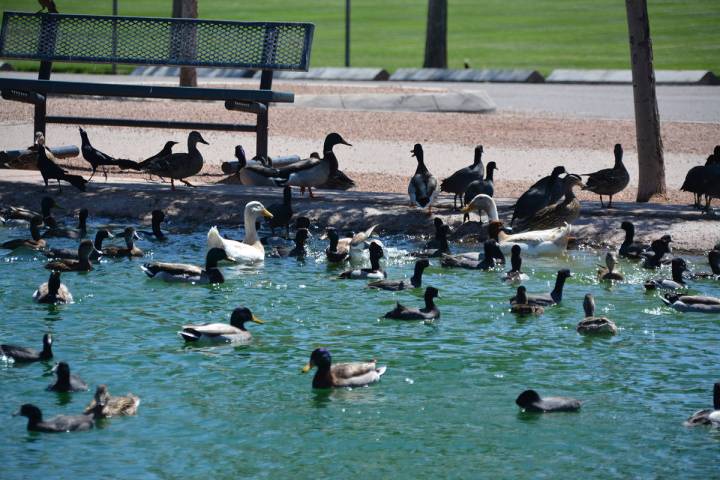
[229,307,264,329]
[302,348,332,373]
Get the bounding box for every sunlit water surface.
[1,219,719,479]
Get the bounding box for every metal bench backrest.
[0,12,314,71]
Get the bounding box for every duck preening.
[84,384,141,418]
[577,293,617,335]
[45,239,101,272]
[597,252,624,282]
[1,216,46,251]
[266,186,294,238]
[510,286,544,315]
[14,404,94,433]
[619,221,650,259]
[513,174,584,232]
[440,145,484,210]
[368,259,430,291]
[582,144,630,208]
[34,132,88,192]
[408,144,438,214]
[644,258,688,291]
[137,210,168,241]
[141,131,208,190]
[33,271,73,304]
[142,247,232,284]
[384,286,440,321]
[79,127,140,181]
[510,165,566,227]
[47,361,88,392]
[103,227,143,258]
[509,269,571,306]
[502,245,529,283]
[206,201,273,264]
[301,348,387,389]
[684,383,720,427]
[515,389,582,413]
[179,307,264,343]
[463,161,497,222]
[0,333,53,362]
[339,240,386,279]
[661,293,720,313]
[441,240,503,270]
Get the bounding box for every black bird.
[511,166,566,226]
[339,241,386,279]
[266,186,293,238]
[34,133,87,192]
[325,227,349,263]
[2,196,60,224]
[412,224,450,258]
[618,221,650,260]
[680,154,717,209]
[509,269,572,306]
[441,239,503,270]
[270,228,309,258]
[138,141,178,170]
[440,145,484,210]
[137,210,168,241]
[502,244,529,283]
[44,239,101,272]
[424,217,446,250]
[46,229,112,261]
[384,286,440,321]
[47,361,88,392]
[14,404,94,433]
[644,257,688,291]
[368,259,430,291]
[0,333,53,362]
[515,390,582,413]
[79,127,140,180]
[43,208,88,239]
[463,161,498,222]
[37,0,59,14]
[641,236,673,269]
[689,250,720,279]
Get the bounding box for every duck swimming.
[597,252,624,282]
[46,229,113,261]
[619,221,650,259]
[206,201,274,264]
[33,271,73,304]
[502,245,529,283]
[424,217,446,250]
[408,144,438,214]
[412,224,450,258]
[103,227,143,258]
[582,144,630,208]
[0,333,52,362]
[509,269,571,306]
[510,165,566,227]
[266,186,294,238]
[142,131,209,190]
[179,307,264,343]
[368,259,430,291]
[0,216,46,251]
[142,247,232,284]
[339,241,386,279]
[14,404,93,432]
[137,210,167,241]
[84,384,141,418]
[301,348,387,389]
[515,389,581,413]
[441,240,503,270]
[510,286,544,316]
[324,225,378,264]
[689,250,720,279]
[3,196,60,224]
[644,258,687,291]
[661,293,720,313]
[44,239,101,272]
[384,286,440,321]
[43,208,87,239]
[513,174,584,232]
[269,228,309,258]
[684,383,720,427]
[641,236,673,269]
[47,361,88,392]
[440,144,484,210]
[577,293,617,335]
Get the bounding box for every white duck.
[462,194,570,255]
[206,201,273,264]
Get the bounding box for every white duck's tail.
[207,226,225,251]
[376,365,388,378]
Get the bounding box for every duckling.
[463,161,498,222]
[43,208,88,239]
[408,144,438,214]
[510,166,566,227]
[618,221,650,259]
[45,239,101,272]
[424,217,446,249]
[84,384,141,418]
[441,240,503,270]
[14,404,94,433]
[641,236,673,269]
[142,131,209,190]
[689,250,720,279]
[515,389,582,413]
[103,227,143,258]
[179,306,264,343]
[510,286,544,315]
[440,145,484,209]
[582,143,630,208]
[47,361,88,392]
[509,269,572,306]
[266,186,293,238]
[577,293,617,335]
[301,348,387,389]
[661,293,720,313]
[33,271,73,304]
[644,258,688,291]
[597,252,624,281]
[0,333,52,362]
[384,286,440,321]
[137,209,168,241]
[269,228,309,258]
[684,383,720,426]
[368,259,430,291]
[502,245,529,283]
[412,224,450,258]
[3,196,60,224]
[0,216,46,250]
[339,241,386,279]
[206,201,274,264]
[141,247,232,284]
[513,174,584,232]
[46,229,113,261]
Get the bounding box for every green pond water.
[1,219,719,479]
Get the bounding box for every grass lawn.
[0,0,718,74]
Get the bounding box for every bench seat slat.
[46,115,258,132]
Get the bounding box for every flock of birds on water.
[1,129,720,434]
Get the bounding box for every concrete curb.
[253,67,390,81]
[294,90,496,113]
[546,69,719,85]
[390,68,544,83]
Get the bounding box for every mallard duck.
[515,389,581,413]
[324,227,348,263]
[0,333,52,362]
[440,145,484,209]
[689,250,720,279]
[277,133,352,198]
[510,286,544,315]
[513,174,584,232]
[84,384,141,418]
[661,293,720,313]
[137,210,167,241]
[47,361,88,392]
[684,383,720,426]
[577,293,617,335]
[510,166,566,227]
[644,258,688,291]
[3,196,59,223]
[424,217,446,249]
[35,132,88,192]
[323,225,378,264]
[339,241,386,279]
[138,141,178,169]
[619,221,650,259]
[102,227,143,258]
[509,269,572,306]
[266,186,293,238]
[301,348,387,389]
[142,247,232,284]
[1,216,46,250]
[384,286,440,321]
[33,271,73,304]
[641,236,673,269]
[462,195,571,255]
[13,404,93,433]
[582,144,630,208]
[368,259,429,291]
[701,148,720,214]
[502,245,529,283]
[46,229,112,261]
[411,224,450,258]
[269,228,309,258]
[206,201,274,264]
[179,306,264,343]
[45,239,100,272]
[463,161,498,222]
[441,240,503,270]
[234,145,281,187]
[597,252,624,281]
[681,155,713,209]
[408,144,438,214]
[43,208,87,239]
[142,131,208,190]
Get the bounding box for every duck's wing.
[106,394,140,416]
[142,261,202,277]
[44,259,78,271]
[181,322,241,335]
[245,163,280,177]
[367,279,404,290]
[676,295,720,305]
[351,225,378,246]
[0,345,39,361]
[275,157,321,176]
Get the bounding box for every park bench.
[0,11,314,158]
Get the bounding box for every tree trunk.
[173,0,198,87]
[423,0,447,68]
[625,0,665,202]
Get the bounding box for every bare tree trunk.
[423,0,447,68]
[173,0,197,87]
[625,0,665,202]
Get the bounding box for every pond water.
[1,219,719,479]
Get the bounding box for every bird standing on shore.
[582,144,630,208]
[79,127,140,181]
[440,145,484,210]
[408,144,438,214]
[34,133,87,192]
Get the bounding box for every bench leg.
[256,108,268,160]
[34,61,53,141]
